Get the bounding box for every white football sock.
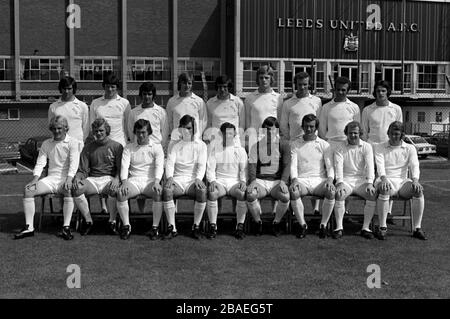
[291,198,305,225]
[74,195,92,223]
[247,200,261,222]
[62,197,75,227]
[334,200,345,231]
[152,201,163,228]
[236,200,247,224]
[116,200,130,226]
[207,200,218,225]
[362,200,376,231]
[412,196,425,229]
[23,198,35,231]
[321,198,335,227]
[193,201,206,226]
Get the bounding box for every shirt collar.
[344,139,363,147]
[387,140,407,148]
[53,135,71,143]
[255,89,277,96]
[102,94,121,101]
[57,97,79,104]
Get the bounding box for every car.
[19,136,50,166]
[0,139,21,165]
[428,132,449,157]
[403,135,436,159]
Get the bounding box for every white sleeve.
[323,141,334,179]
[374,144,386,178]
[290,145,298,180]
[33,141,49,177]
[206,151,217,182]
[165,142,177,178]
[195,142,207,180]
[120,146,131,181]
[408,146,420,180]
[334,145,344,184]
[154,144,165,181]
[67,139,80,178]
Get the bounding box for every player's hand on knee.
[109,177,120,192]
[238,181,246,192]
[208,181,217,193]
[164,177,174,189]
[64,177,73,191]
[412,181,423,194]
[279,180,288,194]
[120,185,129,197]
[366,183,376,196]
[247,182,257,195]
[325,177,335,192]
[335,183,346,198]
[195,178,206,190]
[152,182,162,195]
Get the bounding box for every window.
[75,59,120,81]
[417,64,446,90]
[374,63,412,93]
[21,58,65,81]
[0,108,20,120]
[243,61,278,92]
[405,111,410,122]
[284,62,326,93]
[0,58,13,81]
[436,112,443,123]
[332,63,358,91]
[418,112,425,123]
[177,59,220,83]
[128,58,171,81]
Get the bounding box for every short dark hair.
[220,122,236,135]
[91,118,111,136]
[255,65,275,86]
[293,72,311,90]
[387,121,405,138]
[261,116,279,129]
[335,76,351,89]
[215,75,233,91]
[133,118,153,136]
[301,113,319,130]
[179,114,196,134]
[344,121,363,136]
[139,82,157,99]
[58,76,77,94]
[103,74,120,88]
[177,73,193,91]
[373,80,392,98]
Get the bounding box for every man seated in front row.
[163,115,208,240]
[206,122,248,239]
[116,119,165,240]
[247,117,290,236]
[15,115,80,240]
[289,114,336,239]
[373,121,427,240]
[334,121,377,239]
[72,118,123,235]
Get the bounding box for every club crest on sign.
[344,33,358,52]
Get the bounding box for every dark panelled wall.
[178,0,220,57]
[0,0,12,55]
[127,0,170,57]
[74,0,120,56]
[241,0,450,61]
[19,0,66,56]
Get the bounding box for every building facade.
[0,0,449,141]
